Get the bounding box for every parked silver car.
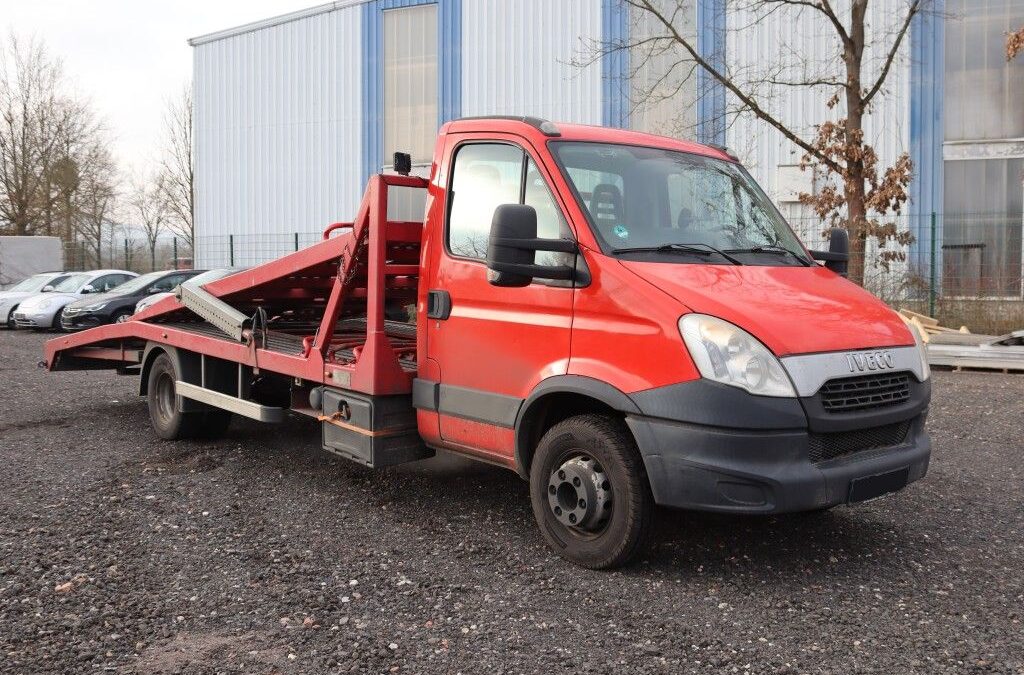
[13,269,136,330]
[0,272,73,329]
[133,267,250,315]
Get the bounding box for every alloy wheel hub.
[547,456,611,531]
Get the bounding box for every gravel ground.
[0,329,1022,674]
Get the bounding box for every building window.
[383,4,438,165]
[943,0,1024,297]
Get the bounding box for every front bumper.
[60,310,107,331]
[13,310,53,329]
[626,376,931,514]
[628,413,929,513]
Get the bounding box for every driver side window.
[447,143,572,262]
[448,143,523,260]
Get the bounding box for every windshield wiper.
[725,245,811,266]
[611,243,743,265]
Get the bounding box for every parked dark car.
[60,269,205,332]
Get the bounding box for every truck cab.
[413,118,929,566]
[43,117,930,569]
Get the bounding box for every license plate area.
[848,467,909,503]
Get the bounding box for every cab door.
[425,133,577,462]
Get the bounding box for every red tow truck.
[43,117,931,568]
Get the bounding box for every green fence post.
[173,237,178,269]
[124,238,129,269]
[229,234,235,266]
[928,212,936,317]
[294,232,300,251]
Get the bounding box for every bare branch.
[862,0,921,106]
[624,0,842,172]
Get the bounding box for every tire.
[147,352,232,440]
[529,414,653,569]
[112,309,133,324]
[51,308,65,331]
[5,306,16,330]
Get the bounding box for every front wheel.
[529,414,653,569]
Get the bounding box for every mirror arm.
[490,237,578,254]
[808,250,848,262]
[489,261,575,281]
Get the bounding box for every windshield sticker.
[612,224,629,239]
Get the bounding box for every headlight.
[80,302,108,312]
[679,314,796,397]
[909,322,930,381]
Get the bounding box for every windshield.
[550,142,807,263]
[52,273,91,292]
[8,274,59,293]
[107,272,163,295]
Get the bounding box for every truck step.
[175,381,286,422]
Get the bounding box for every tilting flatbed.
[46,173,425,394]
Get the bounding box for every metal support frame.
[44,172,430,398]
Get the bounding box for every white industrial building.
[190,0,1023,298]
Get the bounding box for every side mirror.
[809,227,849,277]
[41,285,54,292]
[81,284,96,294]
[486,204,577,287]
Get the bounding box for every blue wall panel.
[696,0,726,146]
[908,0,944,275]
[602,0,630,128]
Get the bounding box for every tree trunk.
[843,0,869,286]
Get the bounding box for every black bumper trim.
[626,413,930,514]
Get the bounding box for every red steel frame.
[44,173,429,396]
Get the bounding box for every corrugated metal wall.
[461,0,603,124]
[724,1,910,242]
[193,5,363,268]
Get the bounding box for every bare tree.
[597,0,929,284]
[0,34,70,235]
[73,141,118,268]
[0,31,109,256]
[159,86,194,250]
[128,173,167,271]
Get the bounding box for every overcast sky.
[5,0,317,175]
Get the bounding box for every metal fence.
[191,211,1023,335]
[62,237,194,274]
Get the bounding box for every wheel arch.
[138,343,204,398]
[513,376,642,478]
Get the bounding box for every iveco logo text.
[846,350,895,372]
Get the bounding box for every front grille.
[808,420,912,463]
[819,372,911,413]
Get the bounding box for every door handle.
[426,289,452,320]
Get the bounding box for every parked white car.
[134,267,250,315]
[13,269,136,330]
[0,272,74,329]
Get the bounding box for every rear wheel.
[529,414,653,569]
[147,352,232,440]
